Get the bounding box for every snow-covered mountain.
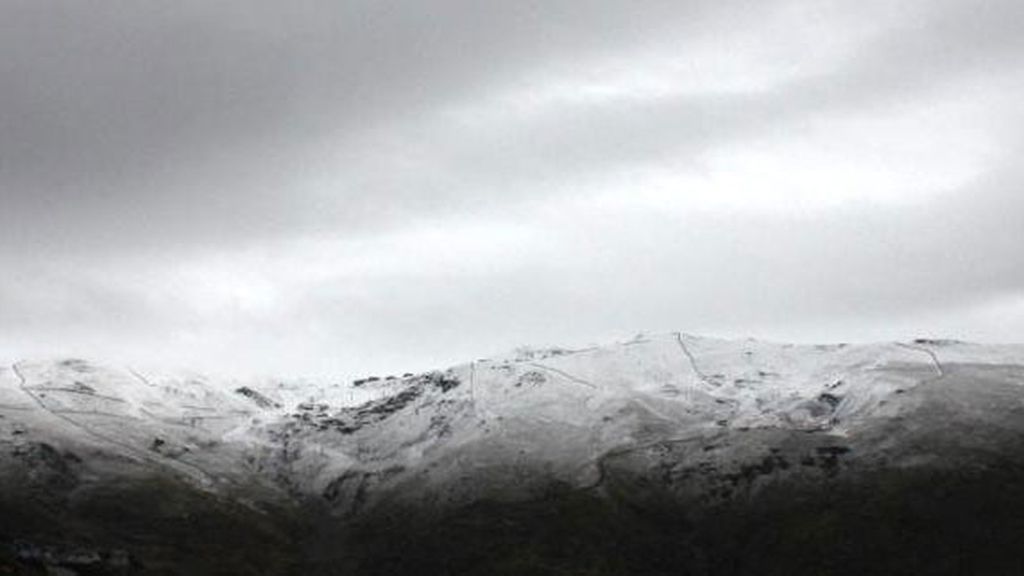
[3,333,1024,575]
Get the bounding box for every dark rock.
[234,386,281,409]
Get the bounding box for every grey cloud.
[0,0,742,250]
[0,0,1021,375]
[10,0,1019,251]
[2,169,1021,377]
[325,0,1024,218]
[270,157,1024,376]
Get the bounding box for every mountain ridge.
[3,333,1024,574]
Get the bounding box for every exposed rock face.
[2,335,1024,574]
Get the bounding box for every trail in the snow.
[674,332,717,387]
[897,342,945,378]
[526,362,597,389]
[11,362,217,488]
[128,367,159,388]
[26,387,126,402]
[48,410,144,419]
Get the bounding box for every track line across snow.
[526,362,597,390]
[674,332,718,387]
[11,362,217,488]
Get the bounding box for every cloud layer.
[1,0,1022,377]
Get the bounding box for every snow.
[2,333,1023,508]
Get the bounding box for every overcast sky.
[1,0,1022,379]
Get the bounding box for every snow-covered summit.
[3,333,1024,505]
[4,333,1024,574]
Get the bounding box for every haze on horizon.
[1,1,1022,379]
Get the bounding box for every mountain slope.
[2,334,1024,575]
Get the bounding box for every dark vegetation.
[339,464,1024,576]
[4,462,1024,575]
[0,476,303,576]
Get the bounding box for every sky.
[1,0,1022,379]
